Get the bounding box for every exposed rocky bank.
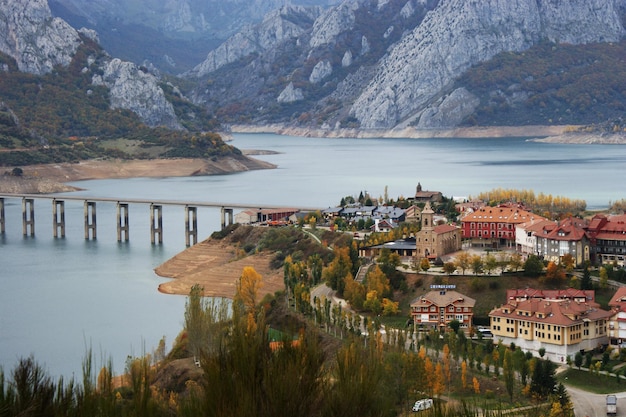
[0,155,276,194]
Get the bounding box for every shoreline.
[230,124,569,139]
[3,124,625,195]
[230,124,626,144]
[0,155,276,194]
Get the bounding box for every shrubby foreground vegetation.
[0,282,572,417]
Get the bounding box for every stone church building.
[415,202,462,260]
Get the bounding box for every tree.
[382,298,399,315]
[448,319,461,334]
[363,290,382,314]
[235,266,263,312]
[470,255,483,275]
[600,267,609,289]
[419,257,430,272]
[544,261,566,285]
[322,246,353,295]
[472,376,480,394]
[552,382,574,417]
[184,284,230,359]
[524,255,544,277]
[484,253,498,274]
[580,265,593,290]
[530,358,557,399]
[560,253,575,271]
[365,265,390,299]
[508,252,523,272]
[344,275,366,310]
[443,262,456,275]
[574,351,583,369]
[503,349,515,402]
[454,251,471,275]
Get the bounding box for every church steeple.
[421,201,434,230]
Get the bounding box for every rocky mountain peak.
[186,5,322,78]
[0,0,185,129]
[0,0,81,75]
[351,0,626,129]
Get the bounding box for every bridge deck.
[0,194,321,212]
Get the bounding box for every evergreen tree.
[581,265,593,290]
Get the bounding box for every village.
[234,183,626,364]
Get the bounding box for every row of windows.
[534,331,562,341]
[469,231,514,238]
[469,223,514,230]
[416,306,471,313]
[504,320,562,332]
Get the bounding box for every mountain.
[182,0,626,130]
[0,0,237,166]
[48,0,341,72]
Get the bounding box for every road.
[566,385,626,417]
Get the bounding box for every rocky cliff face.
[351,0,626,128]
[184,0,626,131]
[0,0,182,129]
[0,0,81,75]
[92,59,182,130]
[186,6,322,78]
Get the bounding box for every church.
[415,202,461,261]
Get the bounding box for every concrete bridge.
[0,194,319,246]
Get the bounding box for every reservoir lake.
[1,133,626,379]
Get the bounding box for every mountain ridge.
[182,0,626,131]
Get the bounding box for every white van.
[412,398,433,412]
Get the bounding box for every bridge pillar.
[0,198,4,234]
[22,198,35,236]
[84,201,97,240]
[220,207,234,229]
[150,204,163,244]
[52,199,65,238]
[116,202,129,242]
[185,205,198,246]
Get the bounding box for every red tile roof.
[461,206,546,225]
[609,287,626,309]
[490,298,612,326]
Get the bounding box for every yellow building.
[489,294,611,363]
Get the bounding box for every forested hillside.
[456,41,626,127]
[0,39,234,167]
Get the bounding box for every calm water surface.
[1,133,625,378]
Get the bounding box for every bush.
[470,277,487,291]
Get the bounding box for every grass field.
[557,368,626,394]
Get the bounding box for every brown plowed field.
[155,239,284,299]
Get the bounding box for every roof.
[461,206,546,225]
[506,288,596,304]
[490,298,612,326]
[609,287,626,308]
[368,238,417,251]
[411,290,476,309]
[433,224,459,234]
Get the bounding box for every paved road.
[565,385,626,417]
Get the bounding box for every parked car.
[412,398,433,412]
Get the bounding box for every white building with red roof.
[608,287,626,347]
[534,217,590,266]
[587,213,626,266]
